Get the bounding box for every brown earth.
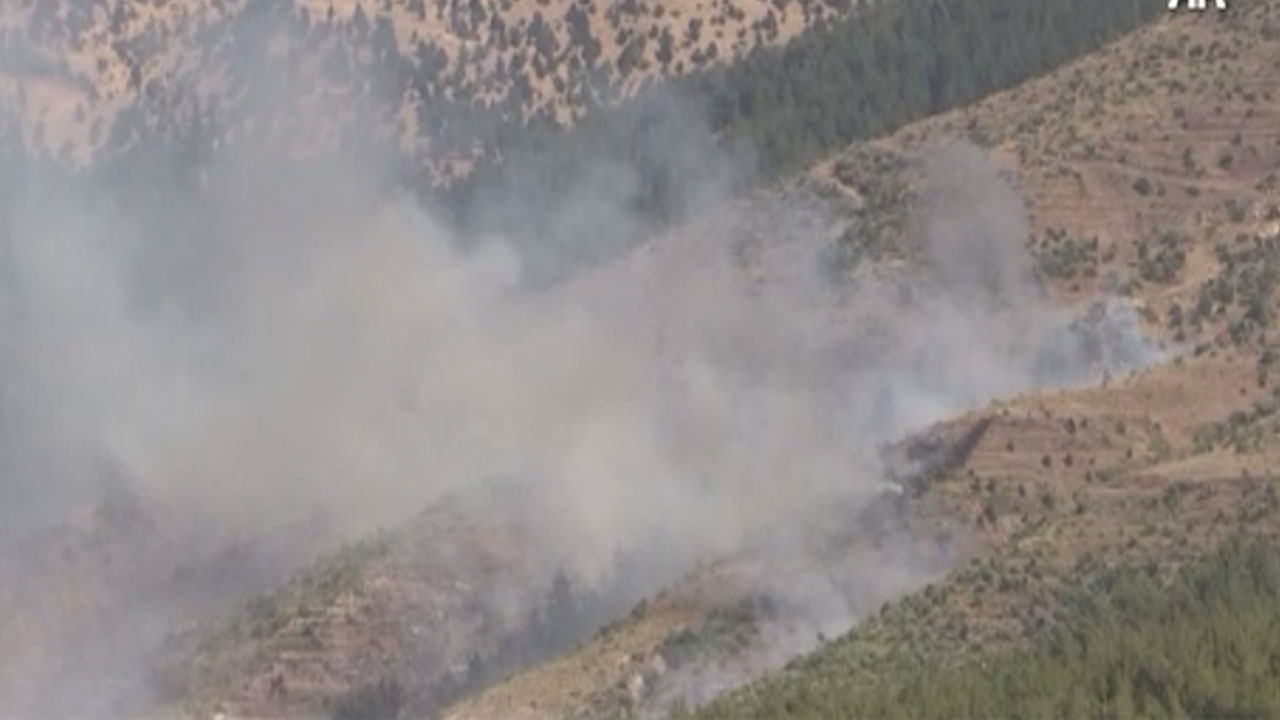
[0,0,849,168]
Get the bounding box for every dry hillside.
[0,0,849,171]
[3,3,1280,720]
[428,6,1280,718]
[820,1,1280,333]
[150,486,634,720]
[137,5,1280,718]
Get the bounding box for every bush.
[331,678,404,720]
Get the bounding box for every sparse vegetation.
[1189,235,1280,346]
[1137,230,1187,284]
[1037,228,1100,280]
[12,0,1162,280]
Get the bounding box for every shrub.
[331,677,404,720]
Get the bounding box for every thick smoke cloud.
[0,37,1160,718]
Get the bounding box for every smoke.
[0,34,1162,717]
[600,143,1165,716]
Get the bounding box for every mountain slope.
[689,533,1280,719]
[0,0,848,172]
[153,486,652,719]
[427,5,1280,718]
[4,3,1278,720]
[818,0,1280,332]
[685,2,1280,715]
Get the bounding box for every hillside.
[0,0,1168,296]
[690,533,1280,718]
[2,1,1279,719]
[427,4,1280,718]
[0,487,340,718]
[692,1,1280,715]
[0,0,846,173]
[818,0,1280,343]
[153,489,584,719]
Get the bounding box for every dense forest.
[678,0,1159,177]
[681,535,1280,719]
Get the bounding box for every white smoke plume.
[0,46,1161,716]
